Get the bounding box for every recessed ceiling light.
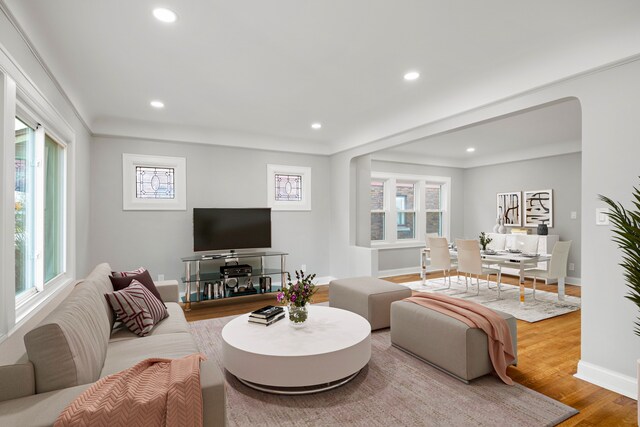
[311,123,322,130]
[150,100,165,109]
[466,147,476,153]
[153,8,177,23]
[403,71,420,81]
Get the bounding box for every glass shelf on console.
[180,251,288,310]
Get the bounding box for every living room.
[1,1,639,426]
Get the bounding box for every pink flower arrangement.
[277,270,317,307]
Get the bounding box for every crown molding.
[0,0,92,135]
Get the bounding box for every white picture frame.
[497,191,521,226]
[266,164,311,211]
[524,189,553,227]
[122,153,186,210]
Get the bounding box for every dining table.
[420,247,562,303]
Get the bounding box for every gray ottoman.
[390,300,517,383]
[329,277,412,330]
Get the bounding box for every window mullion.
[387,178,396,243]
[34,125,44,292]
[417,181,424,242]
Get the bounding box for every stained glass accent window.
[136,166,175,199]
[275,174,303,201]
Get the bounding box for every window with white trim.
[370,173,450,246]
[14,113,66,305]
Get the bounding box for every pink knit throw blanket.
[55,353,205,427]
[405,293,515,385]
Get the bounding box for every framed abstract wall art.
[524,189,553,227]
[497,191,521,226]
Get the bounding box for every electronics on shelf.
[220,264,252,277]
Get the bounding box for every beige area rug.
[401,279,581,323]
[189,315,578,427]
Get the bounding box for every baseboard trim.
[565,276,581,286]
[575,360,637,399]
[378,267,421,278]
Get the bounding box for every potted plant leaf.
[478,231,493,251]
[599,182,640,421]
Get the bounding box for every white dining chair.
[427,237,457,289]
[525,241,572,300]
[456,239,503,297]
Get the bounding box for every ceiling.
[3,1,640,155]
[373,98,582,168]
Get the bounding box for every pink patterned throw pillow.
[105,280,168,336]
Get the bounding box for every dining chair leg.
[476,276,480,296]
[497,269,502,299]
[533,276,537,300]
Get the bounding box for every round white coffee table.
[221,305,371,394]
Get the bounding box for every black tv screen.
[193,208,272,252]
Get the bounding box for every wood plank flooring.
[182,272,637,426]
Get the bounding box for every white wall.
[0,9,92,363]
[90,137,332,287]
[463,152,582,278]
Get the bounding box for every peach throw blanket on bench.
[405,293,515,385]
[55,353,205,427]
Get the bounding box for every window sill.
[371,241,426,250]
[14,274,75,326]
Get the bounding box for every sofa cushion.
[81,262,117,327]
[0,383,91,427]
[109,303,188,342]
[24,285,112,393]
[105,281,169,337]
[109,270,165,307]
[101,333,200,378]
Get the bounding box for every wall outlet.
[568,263,575,271]
[158,274,165,281]
[570,211,577,219]
[301,264,307,272]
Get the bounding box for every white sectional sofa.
[0,263,226,427]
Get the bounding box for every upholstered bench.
[329,277,412,330]
[390,300,517,383]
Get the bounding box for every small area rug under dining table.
[189,314,578,427]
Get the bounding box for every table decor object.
[248,305,285,326]
[479,232,493,251]
[277,270,317,327]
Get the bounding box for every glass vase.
[288,303,308,328]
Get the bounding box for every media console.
[181,251,288,311]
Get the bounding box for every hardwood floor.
[182,273,637,426]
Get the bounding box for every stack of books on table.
[248,305,285,326]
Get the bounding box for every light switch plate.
[158,274,165,281]
[570,211,577,219]
[596,208,610,225]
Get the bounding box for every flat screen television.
[193,208,272,252]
